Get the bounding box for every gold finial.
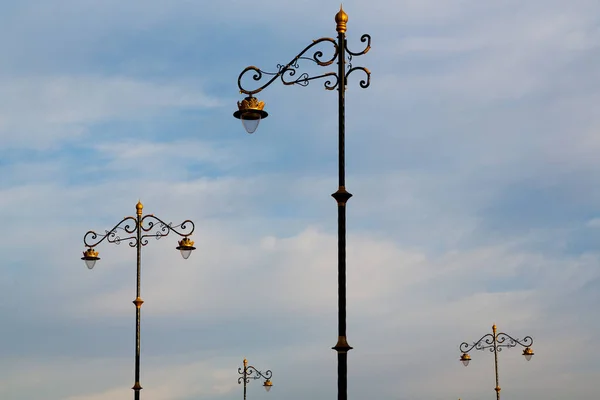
[493,324,497,334]
[243,358,248,367]
[136,200,143,216]
[335,5,348,33]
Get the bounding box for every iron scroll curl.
[345,33,371,56]
[345,66,371,88]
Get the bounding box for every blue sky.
[0,0,599,399]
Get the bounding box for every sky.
[0,0,599,399]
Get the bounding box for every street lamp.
[81,200,196,400]
[233,7,370,400]
[238,358,273,400]
[459,324,534,400]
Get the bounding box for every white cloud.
[0,76,219,148]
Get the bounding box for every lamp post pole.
[81,201,196,400]
[459,324,535,400]
[238,358,273,400]
[233,8,370,400]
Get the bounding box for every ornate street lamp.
[459,324,534,400]
[238,358,273,400]
[81,200,196,400]
[233,7,370,400]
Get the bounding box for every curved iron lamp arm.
[83,215,195,249]
[238,366,273,384]
[139,214,195,245]
[496,332,534,349]
[237,34,371,95]
[460,333,496,353]
[83,216,139,248]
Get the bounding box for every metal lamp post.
[80,200,196,400]
[238,358,273,400]
[459,324,535,400]
[233,7,370,400]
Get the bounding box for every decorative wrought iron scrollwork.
[238,32,370,95]
[496,332,533,348]
[83,215,195,249]
[460,332,534,354]
[140,215,194,242]
[83,216,138,248]
[238,365,273,384]
[238,37,338,95]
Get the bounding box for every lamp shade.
[460,353,471,367]
[233,96,268,134]
[176,237,196,259]
[263,379,273,392]
[81,248,100,269]
[242,114,261,134]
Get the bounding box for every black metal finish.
[236,15,370,400]
[83,211,195,400]
[459,328,533,400]
[238,362,273,400]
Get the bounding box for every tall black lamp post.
[80,200,196,400]
[459,324,535,400]
[238,358,273,400]
[233,7,370,400]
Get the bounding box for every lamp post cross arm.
[83,216,139,249]
[237,35,371,96]
[238,365,273,383]
[138,214,195,243]
[83,215,195,250]
[495,332,534,349]
[238,37,339,95]
[460,333,497,353]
